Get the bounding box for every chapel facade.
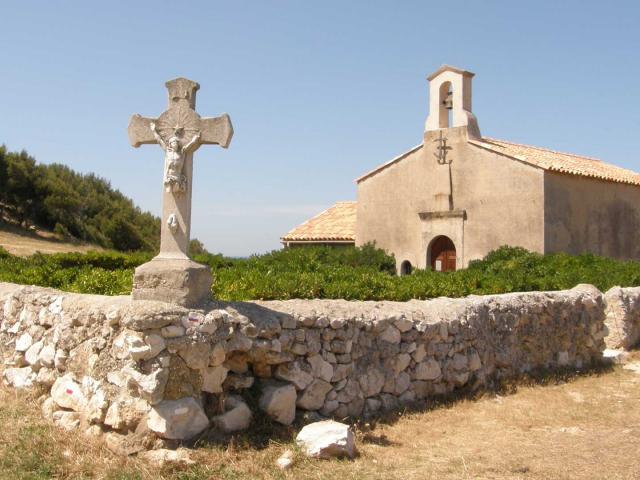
[283,65,640,274]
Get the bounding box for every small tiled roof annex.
[281,201,357,242]
[469,138,640,186]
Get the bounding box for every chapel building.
[282,65,640,274]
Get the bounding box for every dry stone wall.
[604,286,640,350]
[0,282,608,453]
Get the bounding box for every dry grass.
[0,226,102,256]
[1,362,640,480]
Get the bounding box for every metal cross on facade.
[128,78,233,260]
[433,130,453,165]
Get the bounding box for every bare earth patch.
[0,227,102,257]
[1,362,639,479]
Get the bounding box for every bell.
[442,91,453,110]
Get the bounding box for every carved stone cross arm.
[127,112,233,149]
[126,77,234,307]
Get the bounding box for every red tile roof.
[281,202,357,242]
[470,138,640,186]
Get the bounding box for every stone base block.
[132,257,212,307]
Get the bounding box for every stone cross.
[127,78,233,307]
[128,77,233,259]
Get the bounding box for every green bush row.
[1,244,639,300]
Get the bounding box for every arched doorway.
[429,236,456,272]
[400,260,413,276]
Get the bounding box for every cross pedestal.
[128,78,233,307]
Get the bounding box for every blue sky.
[1,1,639,256]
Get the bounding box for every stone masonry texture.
[604,286,640,349]
[0,282,611,452]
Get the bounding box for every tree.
[0,147,161,252]
[189,238,209,255]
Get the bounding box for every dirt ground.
[1,359,639,480]
[0,226,102,256]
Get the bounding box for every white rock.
[131,334,166,361]
[7,319,22,334]
[296,420,356,459]
[148,397,209,440]
[102,397,150,431]
[202,365,229,393]
[50,374,86,412]
[139,448,195,467]
[85,388,109,424]
[259,382,297,425]
[54,349,68,369]
[3,367,35,389]
[124,366,169,405]
[25,340,44,367]
[49,296,63,314]
[213,395,252,432]
[603,348,629,365]
[415,359,442,381]
[276,450,294,470]
[15,332,33,352]
[53,411,81,431]
[38,344,56,367]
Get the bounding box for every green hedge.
[1,244,639,300]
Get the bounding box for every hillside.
[0,223,103,257]
[0,145,160,252]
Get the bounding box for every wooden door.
[430,236,456,272]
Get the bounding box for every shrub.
[1,244,639,301]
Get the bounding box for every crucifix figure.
[150,122,200,193]
[127,77,233,306]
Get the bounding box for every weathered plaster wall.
[356,128,545,271]
[544,172,640,260]
[604,286,640,349]
[1,282,607,452]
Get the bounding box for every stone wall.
[604,286,640,349]
[0,282,608,452]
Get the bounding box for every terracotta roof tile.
[470,137,640,186]
[281,202,357,242]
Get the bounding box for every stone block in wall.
[147,397,209,440]
[604,286,640,350]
